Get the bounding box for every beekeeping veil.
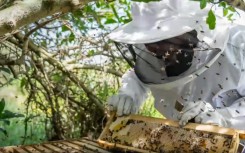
[108,0,231,90]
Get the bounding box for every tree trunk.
[0,0,92,36]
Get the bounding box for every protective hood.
[133,22,231,90]
[109,0,243,89]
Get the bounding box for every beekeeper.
[108,0,245,131]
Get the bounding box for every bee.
[177,49,182,54]
[200,30,205,33]
[210,146,218,152]
[218,84,223,89]
[210,138,218,144]
[222,101,227,107]
[206,113,211,117]
[218,95,223,98]
[223,139,231,148]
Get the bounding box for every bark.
[0,0,92,36]
[225,0,245,11]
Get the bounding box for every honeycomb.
[98,115,241,153]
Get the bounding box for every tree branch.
[14,33,105,112]
[224,0,245,11]
[66,64,123,77]
[0,0,94,36]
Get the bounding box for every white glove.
[108,94,138,116]
[107,70,149,116]
[178,101,229,127]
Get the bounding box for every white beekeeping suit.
[108,0,245,131]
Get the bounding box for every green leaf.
[227,13,234,21]
[96,1,101,7]
[223,8,228,16]
[88,50,95,56]
[110,3,120,22]
[20,77,27,89]
[206,10,216,29]
[61,39,67,45]
[200,0,207,9]
[104,18,117,24]
[0,67,11,74]
[61,25,70,32]
[0,128,7,137]
[125,10,132,20]
[119,0,128,4]
[0,98,5,116]
[69,33,75,42]
[52,73,63,83]
[122,19,132,24]
[227,6,236,12]
[219,1,226,8]
[1,110,24,119]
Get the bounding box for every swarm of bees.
[99,115,240,153]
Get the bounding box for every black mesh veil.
[113,30,222,84]
[114,42,136,68]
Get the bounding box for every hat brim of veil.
[108,15,199,44]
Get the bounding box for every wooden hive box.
[98,114,245,153]
[0,138,112,153]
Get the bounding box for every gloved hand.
[108,94,138,116]
[178,101,229,127]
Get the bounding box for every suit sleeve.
[118,69,150,109]
[215,25,245,130]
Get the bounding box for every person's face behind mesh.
[144,30,199,76]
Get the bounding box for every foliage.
[0,98,24,138]
[0,0,131,145]
[193,0,238,29]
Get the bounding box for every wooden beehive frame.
[98,114,245,153]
